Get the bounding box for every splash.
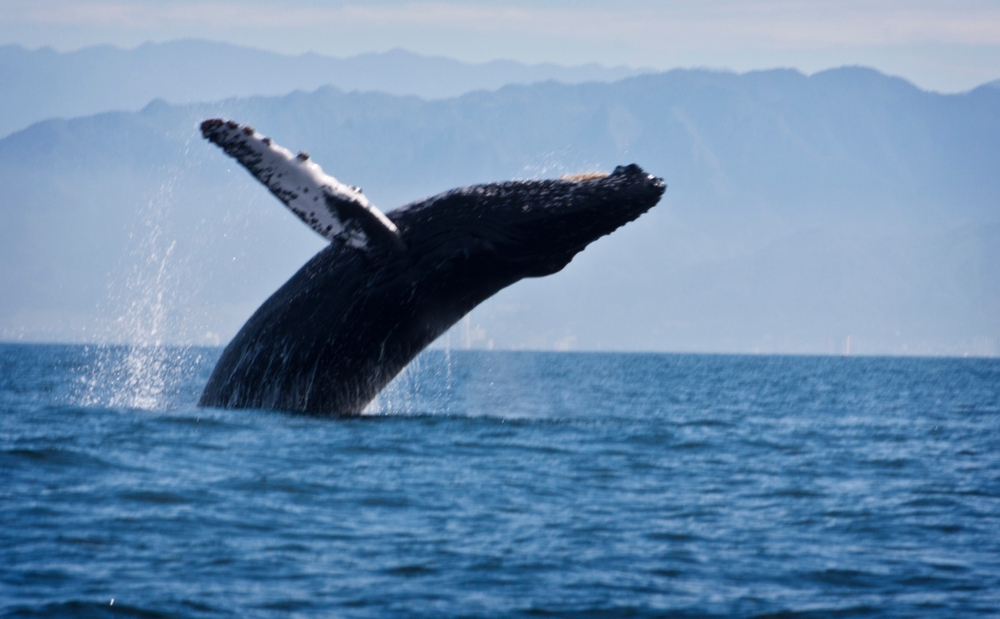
[79,172,192,410]
[521,148,603,180]
[362,347,456,416]
[108,236,177,410]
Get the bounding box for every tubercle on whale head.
[516,164,665,234]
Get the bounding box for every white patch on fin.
[200,119,399,249]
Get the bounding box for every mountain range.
[0,39,645,139]
[1,59,998,355]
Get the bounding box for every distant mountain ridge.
[0,39,646,139]
[1,67,997,355]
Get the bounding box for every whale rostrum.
[198,118,666,415]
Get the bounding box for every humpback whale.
[198,119,665,415]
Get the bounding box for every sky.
[1,0,999,92]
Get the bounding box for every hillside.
[1,68,997,354]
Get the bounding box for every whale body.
[197,119,665,414]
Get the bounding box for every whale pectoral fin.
[200,118,402,250]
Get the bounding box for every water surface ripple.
[2,345,998,618]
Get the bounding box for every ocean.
[2,343,998,618]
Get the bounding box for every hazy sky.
[2,0,999,92]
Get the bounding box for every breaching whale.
[198,119,665,415]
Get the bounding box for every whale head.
[389,164,665,282]
[503,164,665,276]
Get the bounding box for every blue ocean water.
[1,343,999,618]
